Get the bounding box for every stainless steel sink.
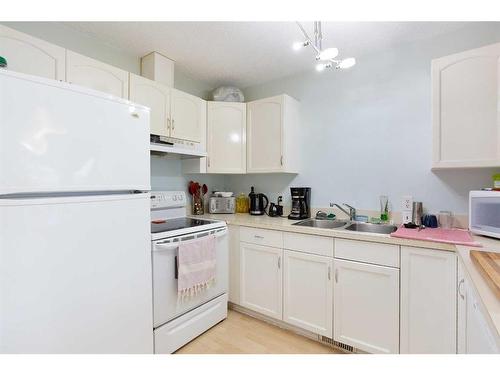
[292,219,349,229]
[344,222,398,234]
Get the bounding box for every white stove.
[151,191,225,240]
[150,191,228,353]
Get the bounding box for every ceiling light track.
[294,21,356,72]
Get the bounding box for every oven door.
[152,226,228,328]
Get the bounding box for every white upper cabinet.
[400,246,457,353]
[432,42,500,168]
[170,89,205,143]
[129,73,171,137]
[0,25,65,80]
[246,94,300,173]
[283,250,333,338]
[333,258,400,354]
[66,50,129,98]
[207,102,246,173]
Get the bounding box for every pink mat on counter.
[391,226,482,247]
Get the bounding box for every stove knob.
[173,195,178,201]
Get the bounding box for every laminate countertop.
[195,213,500,341]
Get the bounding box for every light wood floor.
[175,309,343,354]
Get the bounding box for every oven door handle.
[153,228,227,252]
[214,229,228,238]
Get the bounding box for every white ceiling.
[63,22,474,88]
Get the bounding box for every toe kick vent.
[321,336,355,353]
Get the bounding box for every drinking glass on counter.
[438,211,453,229]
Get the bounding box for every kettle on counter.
[248,186,269,216]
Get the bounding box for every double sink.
[292,218,398,235]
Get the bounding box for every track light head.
[292,40,310,51]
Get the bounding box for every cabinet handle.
[172,119,175,130]
[458,279,465,300]
[335,269,338,283]
[328,266,331,281]
[278,256,281,269]
[167,118,171,131]
[254,235,264,239]
[207,157,211,167]
[280,155,283,166]
[131,112,139,118]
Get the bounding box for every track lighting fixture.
[293,21,356,72]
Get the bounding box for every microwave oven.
[469,190,500,239]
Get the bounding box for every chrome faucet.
[330,203,356,221]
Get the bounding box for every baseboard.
[228,303,356,354]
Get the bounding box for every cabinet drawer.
[240,226,283,248]
[335,239,400,268]
[283,232,333,257]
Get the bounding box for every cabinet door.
[247,96,283,173]
[464,277,499,354]
[171,89,204,143]
[129,73,171,137]
[207,102,246,173]
[457,260,467,354]
[0,24,65,80]
[228,225,240,305]
[66,50,129,98]
[432,42,500,168]
[400,247,457,353]
[333,259,399,353]
[240,242,282,320]
[283,250,333,337]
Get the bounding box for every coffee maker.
[288,187,311,220]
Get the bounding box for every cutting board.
[391,226,482,247]
[470,250,500,299]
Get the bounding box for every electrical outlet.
[402,211,412,224]
[402,195,413,211]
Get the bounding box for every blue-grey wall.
[225,23,500,214]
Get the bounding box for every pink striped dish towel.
[177,235,216,299]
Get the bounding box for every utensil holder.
[192,196,204,215]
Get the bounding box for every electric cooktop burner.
[151,217,215,234]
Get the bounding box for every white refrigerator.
[0,70,153,353]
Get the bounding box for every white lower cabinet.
[228,225,240,305]
[333,259,400,353]
[464,279,499,353]
[458,260,499,354]
[239,242,282,320]
[283,250,333,338]
[400,246,457,353]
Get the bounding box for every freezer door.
[0,70,150,195]
[0,193,153,353]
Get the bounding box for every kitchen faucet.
[330,203,357,221]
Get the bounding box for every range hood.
[150,136,207,159]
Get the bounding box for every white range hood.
[150,142,207,159]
